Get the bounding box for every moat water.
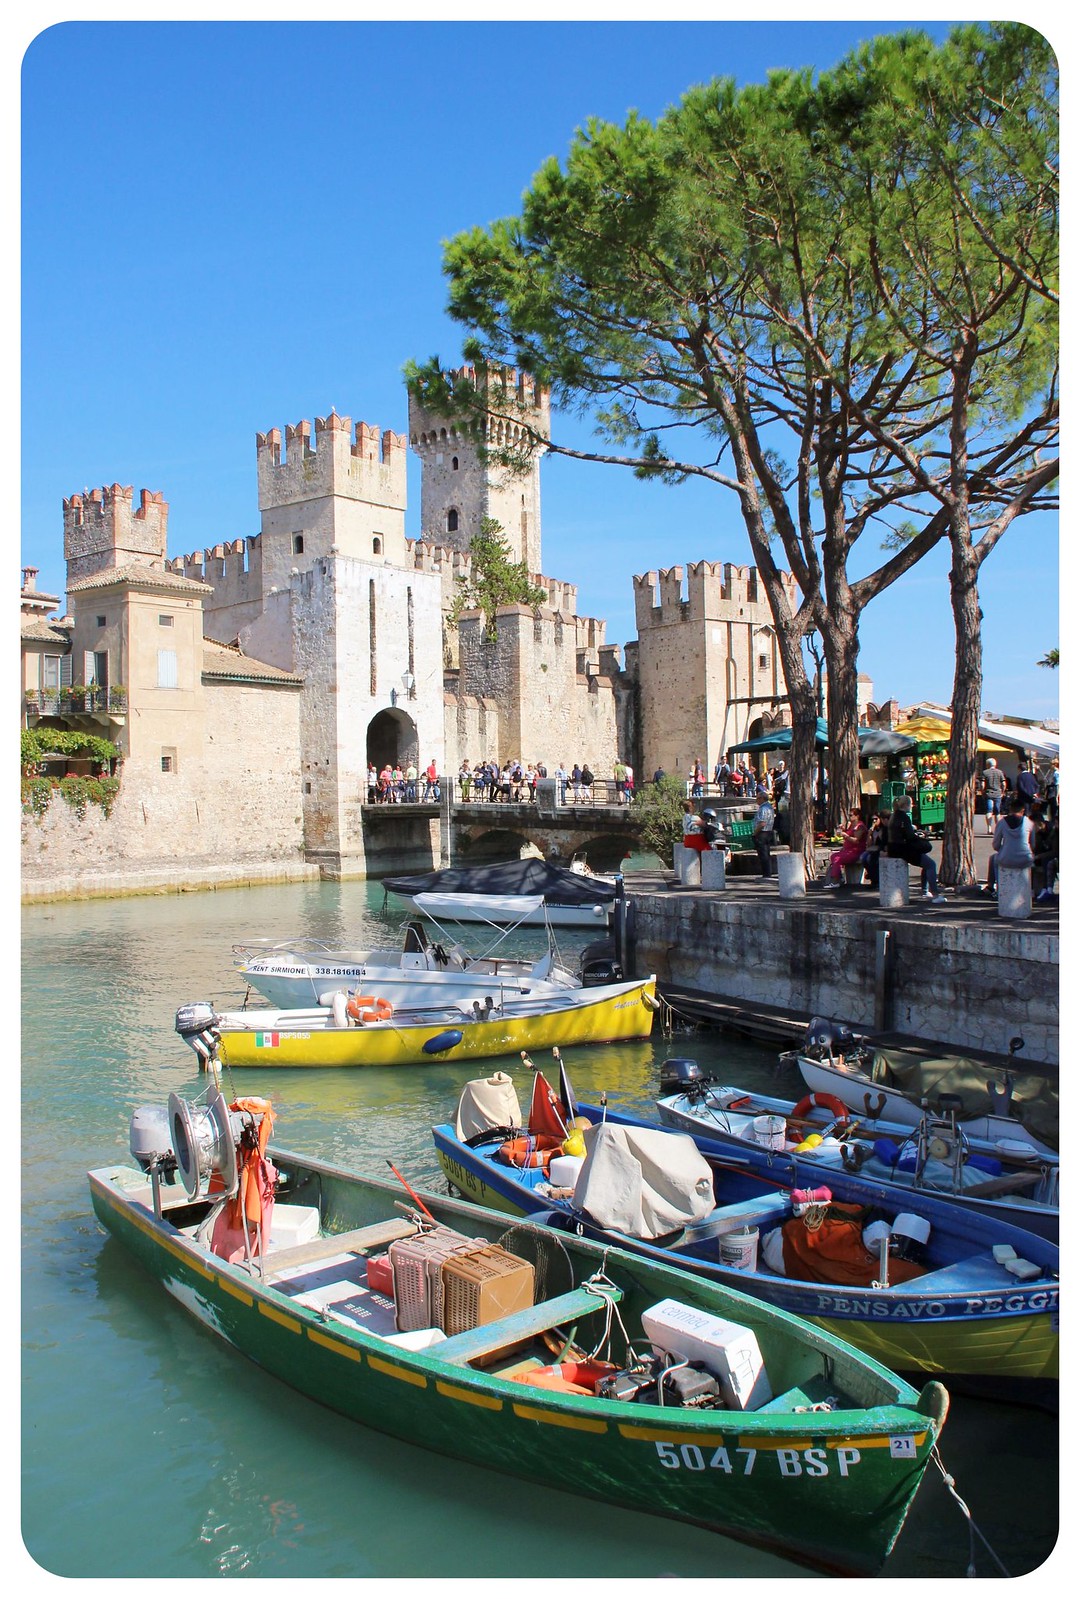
[21,875,1058,1580]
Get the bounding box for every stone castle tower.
[408,366,549,573]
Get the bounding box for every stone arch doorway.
[367,708,418,771]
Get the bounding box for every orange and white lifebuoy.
[791,1091,850,1125]
[497,1134,564,1169]
[346,994,394,1024]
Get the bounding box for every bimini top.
[382,858,618,907]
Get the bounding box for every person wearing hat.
[701,808,729,859]
[752,785,776,878]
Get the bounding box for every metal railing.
[25,688,127,716]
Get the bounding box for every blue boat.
[432,1080,1059,1389]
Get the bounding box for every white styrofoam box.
[548,1154,585,1188]
[642,1298,772,1410]
[268,1205,321,1249]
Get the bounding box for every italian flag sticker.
[255,1032,280,1048]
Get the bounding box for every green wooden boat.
[88,1092,949,1577]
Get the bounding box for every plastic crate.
[389,1227,485,1332]
[726,819,756,852]
[440,1245,535,1337]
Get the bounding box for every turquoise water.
[21,878,1057,1578]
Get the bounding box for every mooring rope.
[931,1447,1010,1578]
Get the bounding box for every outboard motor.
[579,936,623,988]
[175,1002,221,1066]
[658,1058,709,1096]
[129,1105,179,1181]
[803,1016,860,1059]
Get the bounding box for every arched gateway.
[367,707,418,772]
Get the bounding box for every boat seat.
[261,1217,420,1279]
[435,1285,622,1366]
[680,1193,791,1241]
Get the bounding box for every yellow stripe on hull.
[217,980,657,1068]
[810,1311,1058,1381]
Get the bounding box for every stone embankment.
[627,873,1059,1067]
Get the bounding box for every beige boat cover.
[868,1048,1059,1150]
[454,1073,523,1140]
[573,1122,715,1239]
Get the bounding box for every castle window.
[758,653,769,671]
[157,649,178,689]
[158,614,173,627]
[96,615,106,628]
[447,509,459,533]
[373,537,382,555]
[293,534,304,555]
[451,456,459,470]
[161,748,177,774]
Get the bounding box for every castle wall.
[288,554,445,866]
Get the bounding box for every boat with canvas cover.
[432,1072,1058,1387]
[88,1080,950,1577]
[232,915,586,1012]
[654,1058,1059,1242]
[174,973,657,1071]
[789,1018,1058,1153]
[381,858,619,928]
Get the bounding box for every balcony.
[25,687,127,723]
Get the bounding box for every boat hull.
[88,1153,944,1578]
[433,1114,1059,1384]
[214,978,657,1068]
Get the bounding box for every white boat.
[789,1018,1057,1157]
[381,859,618,928]
[234,915,583,1011]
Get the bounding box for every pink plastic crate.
[389,1226,484,1331]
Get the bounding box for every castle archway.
[367,708,418,771]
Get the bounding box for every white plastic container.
[548,1154,585,1189]
[752,1115,786,1152]
[642,1298,772,1410]
[267,1205,321,1250]
[717,1225,759,1272]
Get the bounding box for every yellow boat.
[175,976,658,1070]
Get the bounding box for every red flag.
[529,1071,568,1138]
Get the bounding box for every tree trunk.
[940,543,982,887]
[783,678,820,876]
[822,621,862,833]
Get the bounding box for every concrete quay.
[625,865,1059,1068]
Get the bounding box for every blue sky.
[19,15,1060,721]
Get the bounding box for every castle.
[22,367,803,888]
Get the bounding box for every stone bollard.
[683,849,702,888]
[843,864,866,886]
[879,856,910,908]
[998,865,1032,920]
[701,850,727,891]
[776,854,806,899]
[672,843,690,884]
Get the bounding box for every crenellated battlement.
[64,484,169,583]
[409,364,550,448]
[166,534,263,610]
[257,410,407,512]
[633,559,796,628]
[407,539,578,618]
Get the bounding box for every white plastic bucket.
[717,1226,759,1271]
[752,1115,786,1152]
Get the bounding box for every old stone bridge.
[359,783,644,875]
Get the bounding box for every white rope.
[931,1447,1010,1578]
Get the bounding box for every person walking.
[752,786,776,878]
[979,758,1007,834]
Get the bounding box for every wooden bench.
[678,1193,791,1242]
[262,1217,420,1279]
[434,1285,621,1366]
